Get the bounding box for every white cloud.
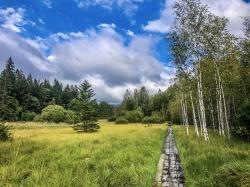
[98,23,116,29]
[0,26,173,103]
[43,0,52,8]
[0,7,26,33]
[0,29,54,77]
[143,0,174,33]
[127,29,135,36]
[47,27,172,102]
[75,0,144,16]
[38,18,45,24]
[201,0,250,36]
[144,0,250,36]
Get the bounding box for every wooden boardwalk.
[154,126,185,187]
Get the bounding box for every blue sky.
[0,0,169,62]
[0,0,249,102]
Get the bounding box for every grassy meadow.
[174,126,250,187]
[0,121,166,187]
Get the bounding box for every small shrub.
[107,116,116,122]
[21,112,37,121]
[0,123,11,141]
[142,116,164,124]
[125,110,143,123]
[142,116,153,124]
[33,114,43,122]
[73,121,100,132]
[115,116,128,124]
[41,105,67,123]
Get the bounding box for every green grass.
[0,121,166,187]
[173,125,250,187]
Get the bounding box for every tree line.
[0,57,173,126]
[0,57,113,126]
[166,0,250,141]
[111,87,172,124]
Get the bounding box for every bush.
[125,110,143,123]
[73,121,100,132]
[0,123,11,141]
[21,112,37,121]
[142,116,164,124]
[107,116,116,122]
[233,100,250,140]
[33,114,43,122]
[65,110,80,124]
[115,117,128,124]
[41,105,67,123]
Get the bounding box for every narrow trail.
[154,125,185,187]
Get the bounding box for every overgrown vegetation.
[0,121,166,186]
[114,88,169,124]
[173,125,250,187]
[0,123,11,141]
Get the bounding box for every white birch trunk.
[220,77,230,139]
[190,90,199,136]
[181,91,189,135]
[197,100,203,136]
[184,93,189,135]
[197,64,209,142]
[209,97,216,132]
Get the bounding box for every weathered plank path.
[154,125,185,187]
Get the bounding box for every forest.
[166,0,250,141]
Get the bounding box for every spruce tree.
[71,81,99,132]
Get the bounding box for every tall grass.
[0,121,166,187]
[173,126,250,187]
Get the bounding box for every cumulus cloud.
[74,0,144,16]
[0,24,173,103]
[0,29,54,77]
[0,7,27,33]
[143,0,174,33]
[127,29,135,36]
[49,28,163,85]
[144,0,250,36]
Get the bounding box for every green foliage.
[65,110,80,124]
[125,110,143,123]
[41,105,67,123]
[21,112,37,121]
[33,114,43,122]
[115,116,128,124]
[0,57,80,121]
[70,81,97,122]
[22,94,41,113]
[142,116,164,124]
[73,121,100,132]
[142,112,164,124]
[70,81,99,132]
[107,116,116,122]
[0,123,11,141]
[97,101,114,118]
[233,100,250,140]
[121,89,136,111]
[0,95,19,121]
